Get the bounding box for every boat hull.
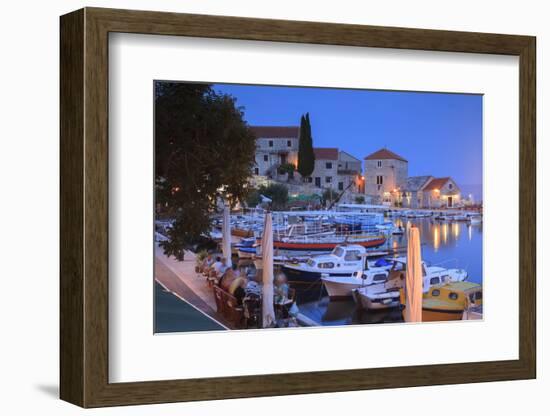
[322,277,365,299]
[281,266,351,283]
[237,247,256,259]
[231,228,254,237]
[422,307,464,322]
[273,237,386,256]
[353,289,401,310]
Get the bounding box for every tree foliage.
[246,183,289,210]
[321,188,339,207]
[297,113,315,178]
[278,162,296,179]
[155,82,256,259]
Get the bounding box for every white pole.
[222,202,232,268]
[262,213,275,327]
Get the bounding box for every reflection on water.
[298,217,483,326]
[299,297,405,326]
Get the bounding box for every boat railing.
[429,258,463,269]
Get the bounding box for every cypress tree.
[297,113,315,179]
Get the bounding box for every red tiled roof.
[314,147,339,160]
[364,148,407,162]
[250,126,300,139]
[423,177,451,191]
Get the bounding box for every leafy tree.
[245,189,262,207]
[278,162,296,179]
[321,188,339,207]
[297,113,315,179]
[259,183,289,210]
[355,195,366,204]
[155,82,256,259]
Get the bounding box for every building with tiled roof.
[313,147,339,160]
[421,177,461,208]
[364,147,409,203]
[250,126,300,139]
[423,177,451,191]
[250,125,364,201]
[363,148,462,207]
[251,125,300,176]
[365,148,407,163]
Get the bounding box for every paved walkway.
[155,246,232,329]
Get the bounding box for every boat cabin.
[306,244,368,270]
[384,258,459,292]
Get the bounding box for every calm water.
[299,217,483,326]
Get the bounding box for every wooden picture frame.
[60,7,536,408]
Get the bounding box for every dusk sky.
[213,83,483,194]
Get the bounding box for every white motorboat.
[468,214,482,224]
[352,257,468,310]
[352,283,401,310]
[321,268,389,299]
[375,221,404,235]
[281,245,389,286]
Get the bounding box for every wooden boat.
[401,281,482,322]
[273,235,386,256]
[231,227,254,237]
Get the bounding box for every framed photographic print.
[60,7,536,408]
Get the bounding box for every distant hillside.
[459,184,483,204]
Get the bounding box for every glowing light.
[452,222,459,238]
[433,225,440,252]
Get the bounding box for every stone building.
[364,148,408,204]
[250,126,299,177]
[399,175,462,208]
[309,147,339,188]
[421,177,461,208]
[402,175,433,208]
[337,150,364,193]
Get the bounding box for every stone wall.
[364,158,408,202]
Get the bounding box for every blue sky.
[213,83,483,190]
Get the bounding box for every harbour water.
[298,216,483,326]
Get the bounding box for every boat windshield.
[344,250,361,261]
[332,247,345,258]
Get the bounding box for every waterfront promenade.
[154,245,231,330]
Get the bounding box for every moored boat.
[400,281,482,322]
[237,246,257,259]
[321,268,389,299]
[352,257,469,311]
[274,235,386,256]
[281,244,388,284]
[352,283,401,310]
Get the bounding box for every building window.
[287,140,292,147]
[315,177,321,187]
[377,160,382,167]
[377,185,382,191]
[254,167,259,175]
[326,162,333,169]
[338,182,344,191]
[449,183,453,189]
[307,177,313,183]
[268,140,273,147]
[263,155,268,162]
[325,176,332,183]
[376,175,383,185]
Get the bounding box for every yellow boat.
[401,281,482,322]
